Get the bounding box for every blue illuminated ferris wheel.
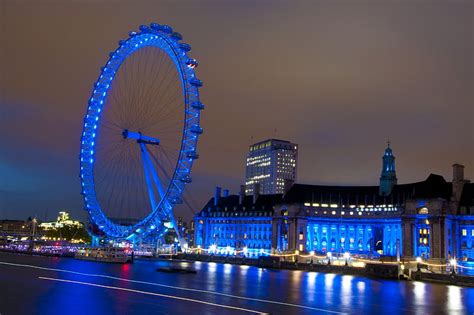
[79,23,204,245]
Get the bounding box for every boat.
[75,247,133,263]
[156,267,197,274]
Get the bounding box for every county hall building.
[194,140,474,265]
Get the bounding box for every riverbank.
[3,248,474,287]
[2,251,472,314]
[170,253,474,287]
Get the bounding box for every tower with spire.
[379,141,397,196]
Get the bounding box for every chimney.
[253,183,260,204]
[452,164,467,202]
[223,189,229,197]
[284,179,294,195]
[453,163,464,182]
[239,185,245,205]
[214,186,221,206]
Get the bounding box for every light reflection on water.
[447,285,463,313]
[413,281,426,307]
[324,273,336,305]
[22,256,474,314]
[341,275,353,309]
[239,264,249,277]
[223,263,232,275]
[305,272,317,303]
[357,280,366,294]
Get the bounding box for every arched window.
[330,238,336,251]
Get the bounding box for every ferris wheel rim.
[79,24,203,240]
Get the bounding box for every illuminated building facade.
[194,187,276,256]
[39,211,83,230]
[195,145,474,265]
[245,139,298,195]
[401,164,474,263]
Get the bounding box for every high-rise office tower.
[245,139,298,195]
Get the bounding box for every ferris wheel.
[79,23,204,245]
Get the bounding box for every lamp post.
[344,252,350,266]
[310,251,315,265]
[450,258,457,275]
[327,252,332,265]
[416,256,422,272]
[209,244,216,256]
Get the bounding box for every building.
[245,139,298,195]
[39,211,83,230]
[0,220,31,236]
[194,186,278,256]
[195,144,474,264]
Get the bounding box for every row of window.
[461,228,474,237]
[211,225,272,232]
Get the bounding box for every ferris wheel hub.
[122,129,160,145]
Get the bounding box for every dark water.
[0,252,473,314]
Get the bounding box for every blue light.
[80,24,203,242]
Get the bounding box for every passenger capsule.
[186,58,199,68]
[190,125,203,134]
[170,197,183,204]
[170,32,183,40]
[179,175,192,183]
[179,43,192,52]
[150,23,161,30]
[189,78,203,87]
[139,25,150,32]
[186,151,199,159]
[191,101,205,110]
[160,25,173,34]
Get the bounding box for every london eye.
[79,23,204,246]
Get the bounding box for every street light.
[209,244,216,254]
[450,258,457,275]
[327,252,332,265]
[416,256,422,272]
[343,252,350,266]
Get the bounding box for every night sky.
[1,1,472,223]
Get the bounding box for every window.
[462,229,467,236]
[299,244,304,251]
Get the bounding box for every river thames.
[0,252,473,314]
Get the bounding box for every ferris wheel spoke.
[139,143,165,211]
